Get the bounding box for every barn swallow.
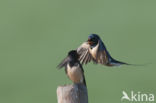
[77,34,129,66]
[57,50,86,86]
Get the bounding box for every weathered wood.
[57,84,88,103]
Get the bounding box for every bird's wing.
[57,56,70,69]
[96,48,109,65]
[96,40,128,66]
[77,40,128,66]
[79,63,86,86]
[77,42,93,65]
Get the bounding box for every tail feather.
[109,58,150,66]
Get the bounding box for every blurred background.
[0,0,156,103]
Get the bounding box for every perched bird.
[77,34,129,66]
[57,50,86,86]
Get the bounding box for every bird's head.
[87,34,100,46]
[68,50,79,60]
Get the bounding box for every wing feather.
[95,41,111,65]
[57,56,70,69]
[96,40,127,66]
[77,42,92,64]
[77,37,128,66]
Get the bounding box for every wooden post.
[57,84,88,103]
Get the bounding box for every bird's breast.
[67,64,83,84]
[89,43,99,59]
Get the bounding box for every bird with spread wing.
[77,34,129,66]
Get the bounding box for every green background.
[0,0,156,103]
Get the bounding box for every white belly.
[89,42,99,59]
[67,64,83,84]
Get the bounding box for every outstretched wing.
[96,40,128,66]
[77,40,128,66]
[77,42,93,65]
[96,49,109,65]
[57,56,70,69]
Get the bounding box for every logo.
[121,91,154,102]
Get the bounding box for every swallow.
[57,50,86,86]
[77,34,129,66]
